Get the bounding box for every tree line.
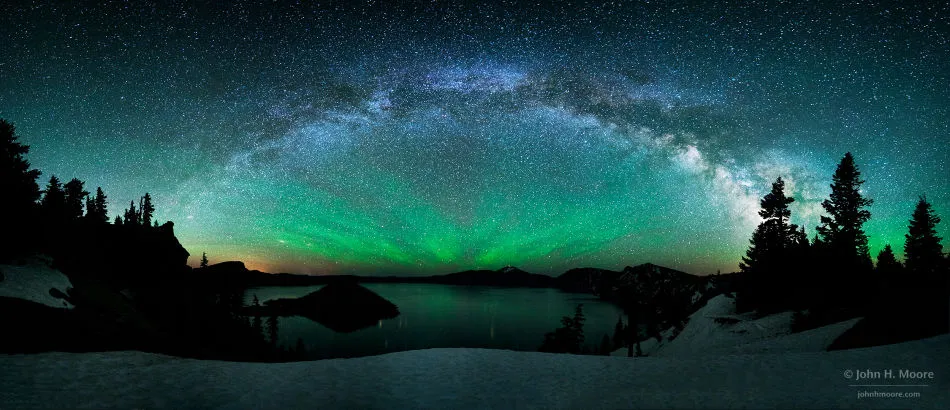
[540,152,947,356]
[738,152,948,338]
[1,120,164,259]
[1,118,304,361]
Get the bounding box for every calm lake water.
[243,283,624,359]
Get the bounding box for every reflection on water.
[244,283,623,359]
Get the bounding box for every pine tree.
[266,314,280,347]
[140,193,155,228]
[816,152,873,270]
[538,304,586,354]
[200,252,209,268]
[904,196,944,278]
[814,153,874,310]
[85,197,96,221]
[88,187,108,223]
[571,304,585,350]
[114,215,123,226]
[876,245,902,276]
[124,201,139,225]
[251,295,264,340]
[739,177,802,312]
[0,119,42,258]
[63,178,88,220]
[41,175,66,221]
[612,315,625,349]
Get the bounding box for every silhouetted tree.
[200,252,209,268]
[123,201,139,225]
[251,295,264,339]
[613,315,625,349]
[63,178,88,220]
[538,304,586,354]
[41,175,66,217]
[876,245,902,277]
[84,187,108,223]
[738,177,803,312]
[113,215,123,226]
[0,119,41,258]
[266,314,279,348]
[85,197,95,220]
[814,153,874,310]
[816,152,873,270]
[139,193,155,227]
[904,196,944,278]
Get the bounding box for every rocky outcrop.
[51,221,190,286]
[245,279,399,333]
[555,267,621,293]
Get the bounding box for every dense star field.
[1,1,947,275]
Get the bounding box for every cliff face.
[555,267,621,294]
[51,221,191,286]
[557,263,737,332]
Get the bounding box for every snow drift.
[1,334,947,409]
[614,294,861,357]
[0,258,73,309]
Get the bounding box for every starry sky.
[1,1,947,275]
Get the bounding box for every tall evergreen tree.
[876,244,902,276]
[251,295,264,340]
[200,252,209,268]
[85,197,96,221]
[538,304,586,354]
[612,315,625,349]
[739,177,802,312]
[904,196,944,277]
[86,187,109,223]
[816,152,874,269]
[40,175,67,221]
[0,119,42,258]
[266,314,280,347]
[123,201,139,225]
[63,178,89,220]
[140,193,155,228]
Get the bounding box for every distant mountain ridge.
[196,261,734,296]
[194,263,558,288]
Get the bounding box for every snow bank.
[611,294,860,357]
[1,335,947,409]
[0,259,73,309]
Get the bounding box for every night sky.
[1,1,947,275]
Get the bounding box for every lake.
[244,283,625,359]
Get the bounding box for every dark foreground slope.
[3,334,947,409]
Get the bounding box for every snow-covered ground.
[0,258,73,309]
[0,334,947,409]
[612,294,861,357]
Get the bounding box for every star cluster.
[1,1,947,274]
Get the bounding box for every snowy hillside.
[1,334,947,409]
[613,294,861,357]
[0,258,73,309]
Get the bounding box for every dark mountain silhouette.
[51,221,190,287]
[420,266,556,287]
[245,279,400,333]
[555,267,621,293]
[196,263,558,288]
